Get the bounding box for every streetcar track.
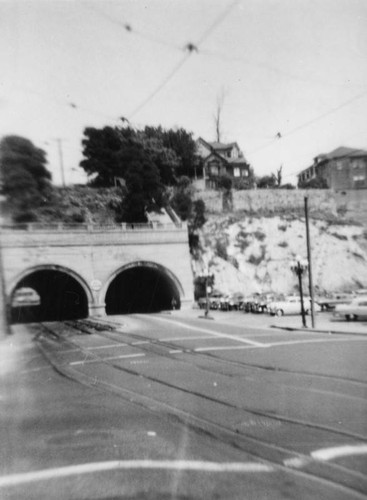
[78,318,367,389]
[32,323,367,498]
[36,321,367,444]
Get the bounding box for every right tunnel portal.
[105,263,182,315]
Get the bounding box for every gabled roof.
[203,151,248,168]
[208,141,240,151]
[316,146,367,161]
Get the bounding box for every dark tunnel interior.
[10,269,89,323]
[105,266,180,315]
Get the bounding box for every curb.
[270,325,366,336]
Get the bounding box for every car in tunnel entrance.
[11,287,41,307]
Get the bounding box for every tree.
[0,135,51,220]
[144,126,200,179]
[256,173,277,189]
[80,124,199,187]
[276,165,283,186]
[213,88,226,143]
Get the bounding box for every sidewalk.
[170,308,367,336]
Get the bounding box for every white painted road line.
[149,316,268,348]
[69,353,145,366]
[160,335,218,342]
[311,444,367,462]
[266,337,367,348]
[0,460,273,487]
[85,343,127,350]
[195,345,261,353]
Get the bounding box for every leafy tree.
[143,126,200,178]
[256,173,277,188]
[80,126,126,186]
[0,135,51,220]
[80,124,199,187]
[117,158,166,223]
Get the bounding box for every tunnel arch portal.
[105,261,184,315]
[9,265,91,323]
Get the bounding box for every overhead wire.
[247,89,367,157]
[128,0,238,119]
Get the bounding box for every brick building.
[298,147,367,190]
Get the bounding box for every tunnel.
[105,263,181,314]
[10,268,89,323]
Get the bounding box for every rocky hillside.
[192,214,367,296]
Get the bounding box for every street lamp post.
[198,271,214,319]
[290,256,308,328]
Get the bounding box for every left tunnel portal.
[10,268,89,323]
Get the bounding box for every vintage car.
[333,297,367,321]
[12,287,41,308]
[316,292,355,311]
[268,295,314,316]
[220,292,245,311]
[198,290,224,310]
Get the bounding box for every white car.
[333,297,367,321]
[268,295,313,316]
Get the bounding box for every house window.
[209,165,219,176]
[243,169,248,177]
[353,174,365,182]
[234,167,240,177]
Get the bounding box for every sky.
[1,0,367,186]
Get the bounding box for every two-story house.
[298,146,367,190]
[196,138,250,189]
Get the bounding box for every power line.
[126,0,238,119]
[248,89,367,157]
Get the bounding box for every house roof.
[203,151,248,168]
[208,141,239,151]
[316,146,367,161]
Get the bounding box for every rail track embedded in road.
[28,319,367,497]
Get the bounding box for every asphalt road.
[1,312,367,499]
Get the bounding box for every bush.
[215,239,228,260]
[253,230,266,241]
[278,241,288,248]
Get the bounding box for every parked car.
[220,292,245,311]
[333,296,367,321]
[12,287,40,307]
[198,291,224,310]
[268,295,313,316]
[316,293,355,311]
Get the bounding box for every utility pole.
[305,196,316,328]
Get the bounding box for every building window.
[353,174,365,182]
[209,165,219,176]
[233,167,240,177]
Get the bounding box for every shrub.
[330,232,348,240]
[253,230,266,241]
[278,223,287,231]
[247,245,266,265]
[235,230,252,251]
[278,241,288,248]
[215,239,228,260]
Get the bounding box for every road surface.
[1,311,366,499]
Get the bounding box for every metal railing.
[0,221,186,232]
